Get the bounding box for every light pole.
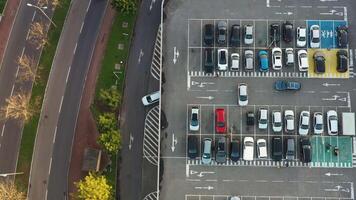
[0,172,24,177]
[26,3,57,28]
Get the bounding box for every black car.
[270,23,280,45]
[300,137,312,163]
[204,24,214,46]
[282,21,293,43]
[337,50,348,73]
[230,24,241,47]
[337,25,348,48]
[230,139,240,162]
[313,52,325,73]
[161,110,168,130]
[272,137,282,161]
[204,48,214,73]
[188,136,198,159]
[215,137,227,163]
[246,111,255,126]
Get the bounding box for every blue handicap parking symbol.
[307,20,348,49]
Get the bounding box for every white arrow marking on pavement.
[171,133,177,152]
[194,186,214,190]
[190,170,198,175]
[324,185,350,193]
[338,97,347,102]
[196,96,214,100]
[191,81,200,86]
[275,12,293,15]
[322,83,341,87]
[325,172,344,176]
[128,133,134,150]
[138,49,144,64]
[197,171,215,178]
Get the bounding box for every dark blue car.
[259,50,269,72]
[274,80,301,91]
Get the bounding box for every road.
[27,0,108,199]
[0,0,54,178]
[118,0,162,199]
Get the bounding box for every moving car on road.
[327,110,338,135]
[300,137,312,163]
[231,53,240,71]
[296,26,307,47]
[310,25,320,48]
[218,49,228,71]
[142,91,160,106]
[299,111,310,135]
[298,49,309,71]
[313,51,325,74]
[217,21,227,45]
[272,47,282,70]
[244,24,254,45]
[215,108,227,134]
[238,83,248,106]
[257,139,267,159]
[274,80,301,91]
[189,106,199,131]
[216,137,227,163]
[243,137,254,161]
[285,110,295,133]
[259,50,269,72]
[204,24,214,46]
[313,112,324,134]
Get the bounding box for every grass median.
[15,0,71,192]
[0,0,7,15]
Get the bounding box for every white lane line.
[186,164,189,177]
[59,95,64,113]
[80,21,84,34]
[301,5,312,8]
[10,84,15,96]
[48,157,52,175]
[186,179,200,182]
[73,43,78,54]
[53,126,57,144]
[31,11,36,22]
[66,66,71,83]
[206,179,217,182]
[350,49,354,67]
[45,189,48,200]
[1,125,5,137]
[344,7,347,21]
[86,0,92,13]
[266,0,270,7]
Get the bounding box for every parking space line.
[200,20,203,72]
[187,20,190,90]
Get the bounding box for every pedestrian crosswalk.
[150,25,162,80]
[143,106,160,166]
[187,159,352,168]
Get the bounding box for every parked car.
[257,139,267,159]
[231,53,240,71]
[243,137,254,161]
[204,48,214,74]
[270,23,280,45]
[204,24,214,46]
[296,26,307,47]
[285,48,294,66]
[244,25,253,45]
[337,25,348,48]
[238,83,248,106]
[272,137,282,161]
[230,24,241,47]
[310,25,320,48]
[274,80,301,91]
[259,50,269,72]
[230,139,240,162]
[189,106,199,131]
[298,49,309,71]
[285,138,295,160]
[337,50,348,73]
[142,91,160,106]
[202,138,212,164]
[246,111,255,126]
[215,108,227,133]
[284,110,295,132]
[313,51,325,73]
[244,50,254,70]
[272,47,282,70]
[218,49,228,71]
[217,21,227,45]
[216,137,227,163]
[327,110,338,135]
[272,111,282,132]
[300,137,311,163]
[313,112,324,134]
[282,21,293,43]
[258,108,268,129]
[188,136,198,159]
[299,111,310,135]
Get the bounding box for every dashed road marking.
[143,106,160,166]
[150,25,162,80]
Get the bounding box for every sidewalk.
[0,0,21,67]
[67,5,116,197]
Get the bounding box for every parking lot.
[158,0,356,199]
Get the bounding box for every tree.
[98,129,121,155]
[17,55,39,83]
[74,172,112,200]
[28,22,48,49]
[111,0,136,14]
[98,113,117,132]
[0,93,33,122]
[0,181,26,200]
[98,87,121,111]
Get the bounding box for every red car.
[215,108,227,133]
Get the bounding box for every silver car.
[244,25,253,45]
[244,50,254,70]
[217,21,227,45]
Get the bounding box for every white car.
[299,111,310,135]
[142,91,160,106]
[272,47,282,70]
[230,197,241,200]
[218,49,228,71]
[258,108,268,129]
[231,53,239,71]
[284,110,295,132]
[310,25,320,48]
[238,83,248,106]
[313,112,323,134]
[285,48,294,66]
[327,110,338,135]
[189,107,199,131]
[272,111,282,132]
[296,26,307,47]
[257,139,267,159]
[298,50,309,71]
[243,137,254,161]
[244,25,254,45]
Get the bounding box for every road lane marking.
[53,126,57,144]
[344,7,347,21]
[73,43,78,55]
[80,22,84,34]
[59,95,64,113]
[31,11,36,22]
[86,0,92,13]
[1,125,5,137]
[66,65,71,83]
[10,84,15,96]
[48,157,52,175]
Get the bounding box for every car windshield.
[260,119,267,124]
[315,124,323,130]
[299,35,306,41]
[301,124,308,129]
[312,36,320,43]
[217,122,225,127]
[245,141,253,146]
[147,96,153,103]
[240,95,247,101]
[219,29,225,35]
[274,122,281,127]
[203,153,210,159]
[218,143,225,151]
[258,142,266,147]
[220,52,226,64]
[191,113,198,126]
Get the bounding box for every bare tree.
[0,180,26,200]
[37,0,48,7]
[0,93,33,122]
[51,0,61,8]
[28,22,48,50]
[17,55,39,83]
